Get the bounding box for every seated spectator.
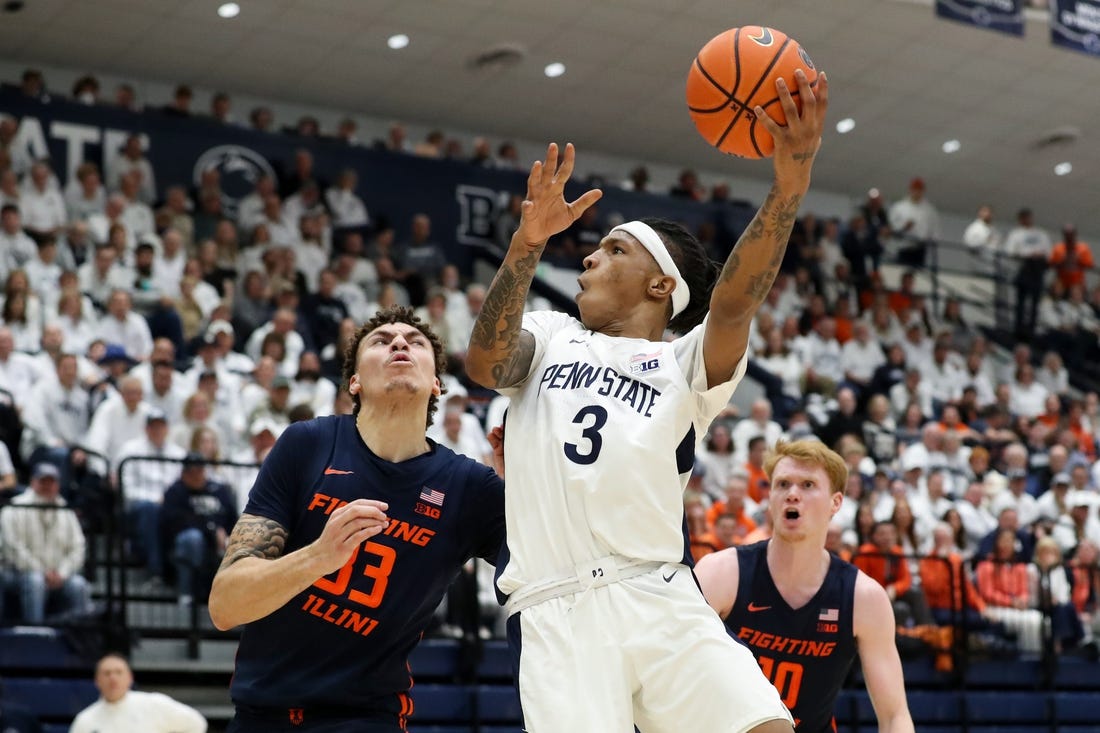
[862,394,898,468]
[1031,537,1084,650]
[1069,539,1100,647]
[839,320,885,395]
[1053,492,1100,553]
[245,307,305,376]
[742,436,771,504]
[0,464,91,624]
[1037,350,1070,397]
[730,399,783,463]
[160,454,238,606]
[1009,363,1049,421]
[2,288,40,354]
[704,474,757,536]
[20,162,66,241]
[991,468,1041,528]
[116,410,187,582]
[21,352,90,487]
[921,521,1004,636]
[325,169,369,230]
[228,417,280,512]
[431,406,491,465]
[95,289,153,362]
[815,387,862,451]
[65,162,107,222]
[696,422,737,503]
[696,513,746,553]
[289,351,336,418]
[0,205,37,281]
[976,528,1043,653]
[854,520,931,626]
[69,653,207,733]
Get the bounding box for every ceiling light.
[1054,162,1073,176]
[387,34,409,50]
[544,62,566,78]
[217,2,240,18]
[942,139,961,154]
[835,118,855,134]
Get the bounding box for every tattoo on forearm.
[219,515,288,571]
[717,184,804,300]
[470,250,540,385]
[792,151,815,164]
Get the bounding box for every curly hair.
[341,305,448,429]
[637,218,720,333]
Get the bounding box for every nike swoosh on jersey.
[324,467,354,475]
[662,570,678,583]
[747,602,772,612]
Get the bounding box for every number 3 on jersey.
[564,405,608,465]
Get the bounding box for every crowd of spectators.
[1,67,1099,661]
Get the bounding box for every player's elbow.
[207,577,240,631]
[464,356,494,389]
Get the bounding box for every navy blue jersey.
[726,541,859,733]
[230,415,506,714]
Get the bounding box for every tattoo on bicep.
[491,331,535,386]
[747,270,778,302]
[717,250,742,286]
[219,514,288,570]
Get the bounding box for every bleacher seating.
[2,677,98,719]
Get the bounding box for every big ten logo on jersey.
[629,350,662,375]
[414,502,441,519]
[455,185,506,246]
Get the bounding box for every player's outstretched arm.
[852,572,915,733]
[693,548,741,619]
[208,499,389,630]
[466,143,602,389]
[703,70,828,387]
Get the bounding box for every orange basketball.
[686,26,818,159]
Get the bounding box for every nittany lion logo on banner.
[192,144,275,217]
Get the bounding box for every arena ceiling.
[1,0,1098,231]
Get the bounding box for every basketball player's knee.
[746,718,795,733]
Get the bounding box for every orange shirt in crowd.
[853,542,911,596]
[704,503,757,536]
[919,552,985,614]
[835,316,853,344]
[690,535,720,563]
[1049,241,1094,288]
[887,291,913,317]
[744,463,770,504]
[975,559,1030,607]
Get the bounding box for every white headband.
[610,221,690,318]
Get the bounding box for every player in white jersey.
[466,69,828,733]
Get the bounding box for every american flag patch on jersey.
[420,487,445,507]
[629,350,662,375]
[818,607,839,622]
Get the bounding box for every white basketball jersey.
[496,310,745,596]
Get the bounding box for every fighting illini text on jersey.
[727,541,858,733]
[230,415,505,716]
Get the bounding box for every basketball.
[686,26,819,159]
